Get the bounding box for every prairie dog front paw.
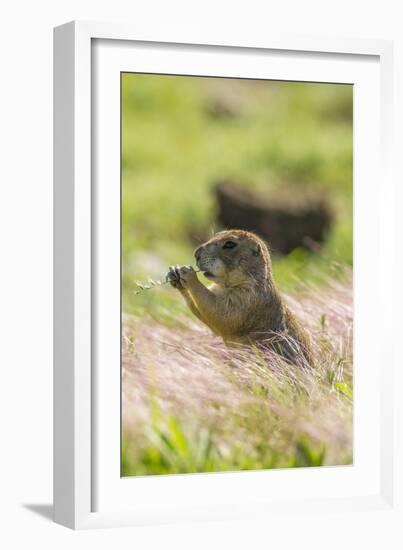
[166,265,197,290]
[166,265,184,290]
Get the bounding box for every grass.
[121,73,353,476]
[121,275,352,476]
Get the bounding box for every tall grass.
[121,274,352,476]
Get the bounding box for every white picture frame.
[54,20,396,530]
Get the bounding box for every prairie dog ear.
[251,242,261,257]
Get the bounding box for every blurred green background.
[122,73,353,316]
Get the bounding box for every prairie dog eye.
[223,240,238,249]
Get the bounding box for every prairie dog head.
[194,230,271,287]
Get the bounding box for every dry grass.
[122,274,353,476]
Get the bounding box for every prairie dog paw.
[176,265,198,286]
[166,265,197,289]
[166,265,184,289]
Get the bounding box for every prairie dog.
[167,230,313,366]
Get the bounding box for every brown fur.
[167,230,314,367]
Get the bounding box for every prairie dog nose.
[194,246,202,261]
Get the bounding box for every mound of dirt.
[214,180,334,255]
